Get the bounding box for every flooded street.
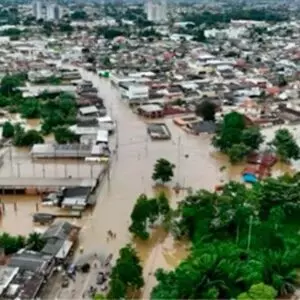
[0,67,296,298]
[71,69,246,297]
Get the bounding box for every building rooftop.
[0,266,19,295]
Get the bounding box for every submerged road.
[53,65,240,298]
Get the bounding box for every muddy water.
[70,70,249,297]
[0,67,295,298]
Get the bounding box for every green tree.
[195,100,216,121]
[70,10,87,20]
[152,174,300,299]
[21,129,44,146]
[54,126,78,144]
[109,244,144,298]
[228,143,250,164]
[212,112,264,163]
[152,158,175,183]
[41,93,77,134]
[193,28,206,42]
[271,128,300,161]
[129,194,160,240]
[0,74,25,96]
[212,112,246,152]
[241,127,264,150]
[26,232,46,252]
[237,283,277,300]
[58,22,73,35]
[107,278,126,299]
[2,121,14,138]
[13,124,44,147]
[21,98,41,118]
[0,233,25,255]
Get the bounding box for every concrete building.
[32,0,43,20]
[120,83,149,101]
[145,0,167,23]
[32,0,61,21]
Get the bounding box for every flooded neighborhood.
[0,0,299,299]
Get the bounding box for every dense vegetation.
[182,9,289,27]
[150,175,300,299]
[0,74,77,143]
[212,112,264,163]
[0,231,45,254]
[212,111,299,163]
[129,193,171,240]
[108,244,144,299]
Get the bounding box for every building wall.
[146,0,167,23]
[122,85,149,100]
[32,0,61,21]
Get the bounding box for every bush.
[2,121,14,138]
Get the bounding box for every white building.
[32,0,43,20]
[120,83,149,101]
[145,0,167,23]
[32,0,61,21]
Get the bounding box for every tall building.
[32,0,61,21]
[32,0,43,20]
[145,0,167,23]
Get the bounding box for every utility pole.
[115,120,119,160]
[9,145,12,175]
[17,163,20,178]
[176,136,181,186]
[247,215,253,252]
[145,134,148,157]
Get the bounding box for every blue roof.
[243,173,257,183]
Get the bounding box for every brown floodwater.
[0,68,296,298]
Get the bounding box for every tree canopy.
[108,244,144,299]
[2,121,14,138]
[54,126,78,144]
[13,124,44,147]
[151,175,300,298]
[237,283,277,300]
[152,158,175,183]
[271,128,300,161]
[212,112,264,163]
[129,193,171,240]
[195,100,216,121]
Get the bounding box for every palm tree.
[263,250,298,296]
[26,232,45,252]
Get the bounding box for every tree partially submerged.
[212,112,264,163]
[54,126,78,144]
[151,176,300,299]
[195,100,216,121]
[108,244,144,299]
[152,158,175,183]
[129,193,171,240]
[2,121,14,138]
[271,128,300,161]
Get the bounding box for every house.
[77,105,107,122]
[0,250,55,299]
[41,221,80,261]
[60,186,91,209]
[187,121,217,135]
[137,104,164,118]
[8,249,55,278]
[120,83,149,101]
